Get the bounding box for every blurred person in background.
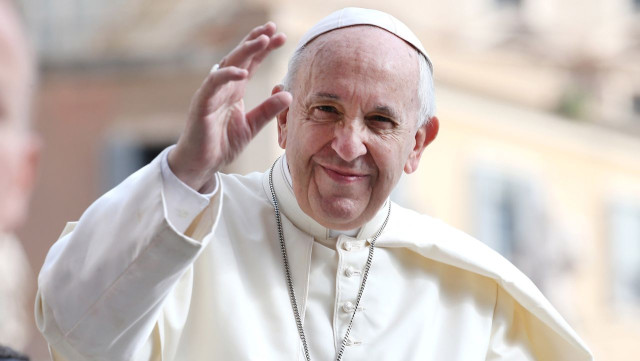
[0,0,40,360]
[35,7,591,361]
[0,347,28,361]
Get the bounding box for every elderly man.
[36,7,592,361]
[0,0,39,359]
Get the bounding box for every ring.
[209,63,220,74]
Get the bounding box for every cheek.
[0,135,19,176]
[286,125,317,186]
[369,142,407,183]
[296,122,334,153]
[0,142,22,223]
[0,154,11,190]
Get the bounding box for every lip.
[320,165,368,183]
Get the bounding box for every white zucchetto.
[294,7,433,73]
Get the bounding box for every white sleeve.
[35,146,223,361]
[160,145,217,233]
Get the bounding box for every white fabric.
[35,149,592,361]
[160,145,217,233]
[0,233,31,351]
[295,7,433,73]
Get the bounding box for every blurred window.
[609,200,640,305]
[495,0,523,8]
[18,0,130,60]
[470,166,562,290]
[633,94,640,116]
[471,167,537,259]
[103,140,172,190]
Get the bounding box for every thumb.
[245,91,292,135]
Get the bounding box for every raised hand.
[168,22,292,193]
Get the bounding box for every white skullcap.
[295,7,433,74]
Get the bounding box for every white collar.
[263,155,390,244]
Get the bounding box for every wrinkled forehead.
[300,25,421,83]
[0,1,30,76]
[306,25,420,62]
[0,0,32,129]
[309,24,423,62]
[0,0,26,51]
[295,27,421,118]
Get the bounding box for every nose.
[331,121,367,162]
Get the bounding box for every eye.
[317,105,338,114]
[367,115,396,130]
[371,115,391,123]
[310,105,341,121]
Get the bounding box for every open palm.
[169,22,292,192]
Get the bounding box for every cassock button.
[345,266,360,278]
[344,336,361,346]
[342,301,355,313]
[342,240,364,251]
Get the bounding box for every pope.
[36,7,592,361]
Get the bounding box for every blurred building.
[14,0,640,360]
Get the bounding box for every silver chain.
[268,159,391,361]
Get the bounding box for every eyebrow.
[373,105,398,119]
[311,92,400,118]
[312,92,340,100]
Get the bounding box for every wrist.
[167,148,219,193]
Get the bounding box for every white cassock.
[0,233,32,351]
[35,147,592,361]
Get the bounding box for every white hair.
[282,44,436,128]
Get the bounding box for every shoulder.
[380,203,592,360]
[379,202,535,306]
[381,202,507,270]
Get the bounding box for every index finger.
[242,22,277,43]
[246,32,286,74]
[222,34,270,69]
[220,23,278,69]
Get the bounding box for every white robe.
[0,233,32,351]
[35,149,592,361]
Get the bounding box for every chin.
[317,198,367,229]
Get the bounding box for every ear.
[404,116,439,174]
[272,84,289,149]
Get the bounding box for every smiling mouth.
[320,165,368,183]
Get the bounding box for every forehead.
[296,26,420,109]
[0,2,28,67]
[304,25,418,75]
[308,25,417,52]
[0,1,30,127]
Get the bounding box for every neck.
[264,154,389,243]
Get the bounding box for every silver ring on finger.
[209,63,220,74]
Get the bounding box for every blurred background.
[7,0,640,359]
